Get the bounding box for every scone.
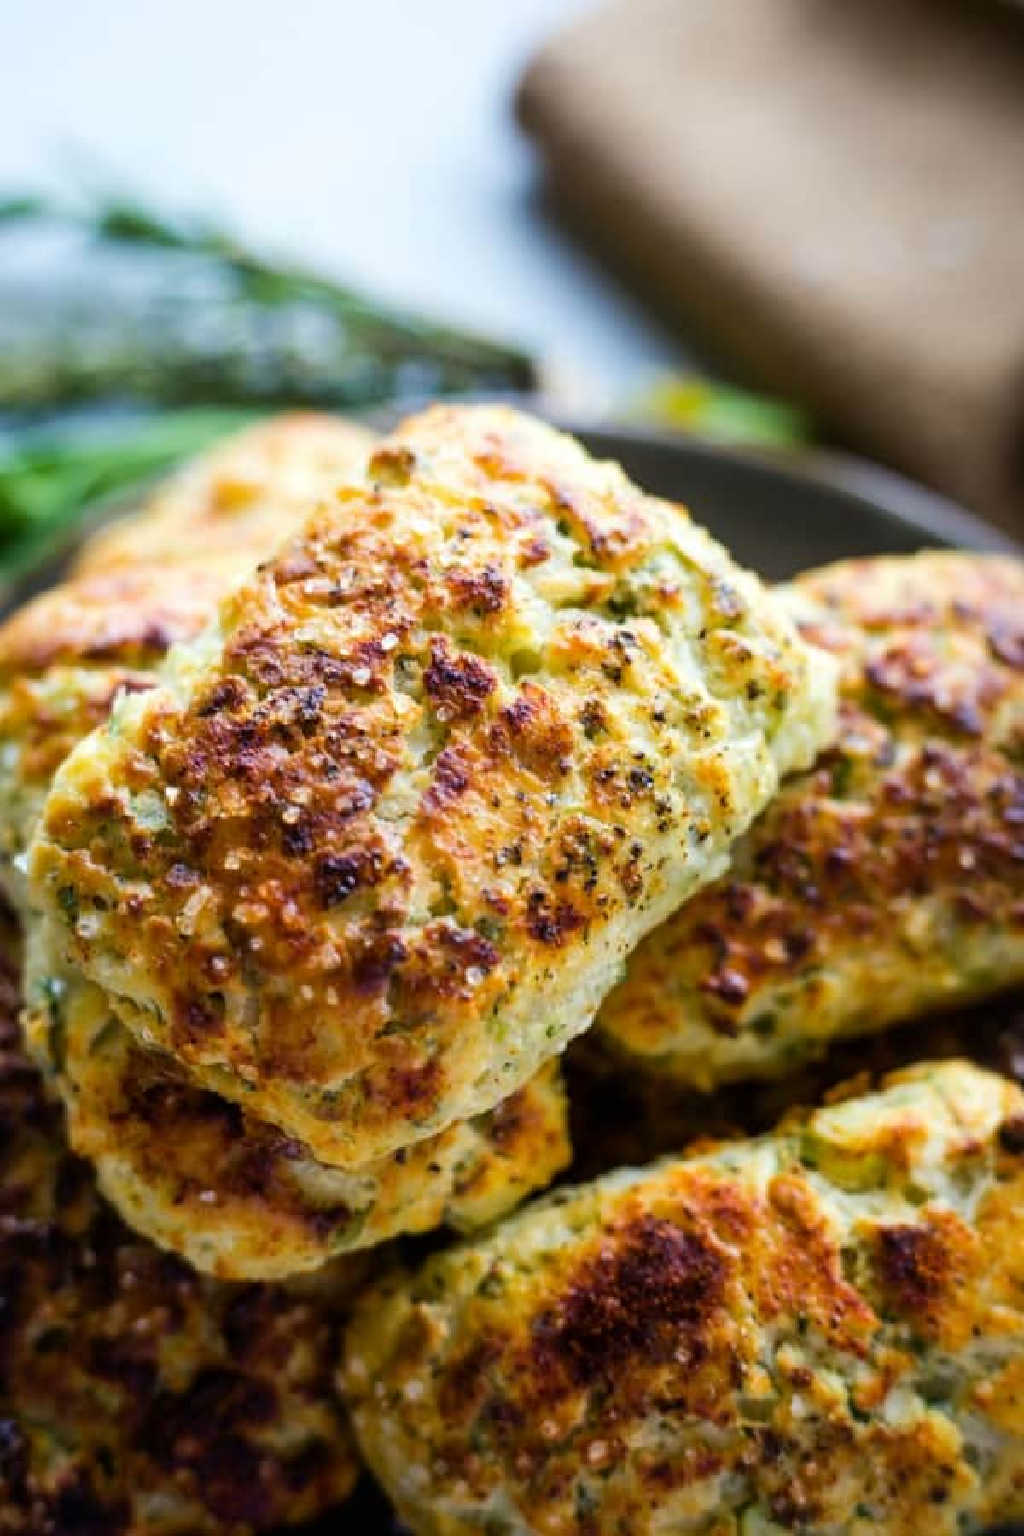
[73,410,375,573]
[0,557,258,913]
[30,403,837,1172]
[25,970,569,1280]
[344,1059,1024,1536]
[596,552,1024,1088]
[0,910,360,1535]
[0,413,374,913]
[6,408,567,1277]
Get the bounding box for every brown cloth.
[518,0,1024,535]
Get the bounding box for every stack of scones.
[0,404,1021,1533]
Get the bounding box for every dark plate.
[285,429,1020,1534]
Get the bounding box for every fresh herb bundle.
[0,193,535,413]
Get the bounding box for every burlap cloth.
[518,0,1024,535]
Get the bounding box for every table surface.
[0,0,684,404]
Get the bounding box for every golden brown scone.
[344,1059,1024,1536]
[73,411,375,573]
[29,404,837,1169]
[0,557,255,913]
[23,973,569,1280]
[0,911,360,1535]
[8,410,570,1278]
[0,414,374,914]
[596,552,1024,1089]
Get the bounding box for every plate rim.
[557,415,1021,557]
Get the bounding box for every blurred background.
[0,0,677,389]
[0,0,1021,578]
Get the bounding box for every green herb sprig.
[0,192,536,414]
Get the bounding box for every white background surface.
[0,0,684,398]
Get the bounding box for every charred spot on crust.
[543,476,650,569]
[391,923,501,1013]
[722,884,756,924]
[281,817,314,858]
[491,686,573,782]
[526,891,585,947]
[197,675,249,717]
[423,745,472,813]
[436,924,499,977]
[378,1055,442,1115]
[351,930,408,995]
[873,1221,953,1326]
[862,639,1007,738]
[224,632,350,696]
[579,698,607,740]
[445,563,508,616]
[303,1201,357,1241]
[998,1115,1024,1154]
[532,1215,727,1388]
[81,620,179,663]
[172,993,225,1048]
[423,637,497,722]
[140,1369,281,1525]
[438,1336,505,1423]
[553,823,609,894]
[315,851,367,909]
[520,535,549,567]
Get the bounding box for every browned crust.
[0,560,244,680]
[40,981,570,1279]
[34,404,828,1165]
[345,1062,1024,1534]
[73,412,375,574]
[597,552,1024,1080]
[0,917,358,1534]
